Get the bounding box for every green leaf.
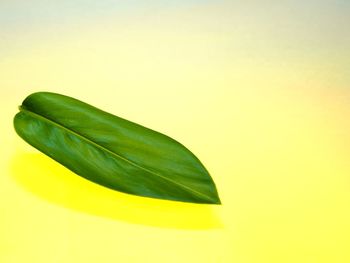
[13,92,221,204]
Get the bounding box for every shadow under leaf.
[10,152,222,230]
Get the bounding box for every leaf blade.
[14,92,221,204]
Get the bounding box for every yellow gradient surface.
[1,1,350,262]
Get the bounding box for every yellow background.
[1,1,350,262]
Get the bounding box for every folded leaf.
[13,92,221,204]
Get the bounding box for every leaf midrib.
[19,106,214,202]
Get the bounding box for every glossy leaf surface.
[13,92,220,204]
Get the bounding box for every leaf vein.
[19,106,212,202]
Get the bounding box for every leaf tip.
[210,196,222,205]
